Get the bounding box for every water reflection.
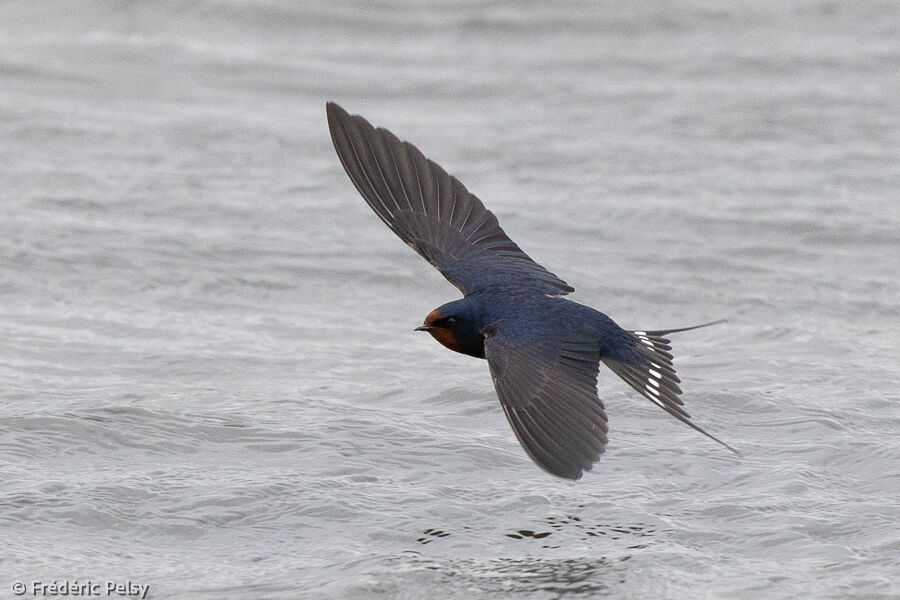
[397,518,659,597]
[394,553,624,598]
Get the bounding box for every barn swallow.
[326,102,739,480]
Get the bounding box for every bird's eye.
[445,317,457,326]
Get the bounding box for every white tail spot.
[647,378,660,388]
[645,384,660,396]
[649,368,661,379]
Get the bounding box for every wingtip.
[325,101,345,123]
[542,463,587,481]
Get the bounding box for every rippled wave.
[1,1,898,598]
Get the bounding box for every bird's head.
[415,301,486,359]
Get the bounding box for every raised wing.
[326,102,573,296]
[484,327,607,479]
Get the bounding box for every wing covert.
[326,102,574,296]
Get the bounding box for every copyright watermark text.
[10,581,148,599]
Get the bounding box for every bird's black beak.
[414,325,431,332]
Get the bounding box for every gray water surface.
[1,2,898,598]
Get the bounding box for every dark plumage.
[326,101,739,480]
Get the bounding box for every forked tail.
[602,319,741,456]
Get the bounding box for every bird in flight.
[326,102,739,479]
